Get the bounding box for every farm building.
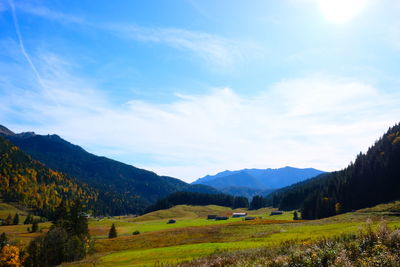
[207,215,217,219]
[215,216,229,220]
[232,212,247,218]
[270,211,284,215]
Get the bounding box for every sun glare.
[318,0,368,24]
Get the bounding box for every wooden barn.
[232,212,247,218]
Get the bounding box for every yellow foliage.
[0,245,22,267]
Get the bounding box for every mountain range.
[193,167,325,197]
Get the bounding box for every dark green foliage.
[0,232,7,249]
[293,211,299,220]
[233,196,249,209]
[249,195,267,210]
[132,230,140,235]
[12,213,19,225]
[25,201,91,267]
[145,192,249,213]
[24,214,33,225]
[31,220,39,233]
[3,130,220,215]
[108,224,117,238]
[266,123,400,219]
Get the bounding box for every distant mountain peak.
[0,124,37,138]
[0,125,15,136]
[16,131,37,138]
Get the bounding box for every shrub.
[132,230,140,235]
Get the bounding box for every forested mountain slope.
[1,125,218,215]
[267,123,400,219]
[0,136,97,218]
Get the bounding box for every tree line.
[265,123,400,219]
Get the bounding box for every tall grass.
[179,220,400,267]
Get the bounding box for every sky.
[0,0,400,182]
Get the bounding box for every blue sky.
[1,0,400,182]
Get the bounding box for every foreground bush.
[178,220,400,267]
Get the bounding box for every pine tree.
[31,220,39,233]
[293,211,299,220]
[108,223,117,238]
[0,232,8,249]
[12,213,19,225]
[24,214,32,225]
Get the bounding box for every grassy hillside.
[0,202,51,245]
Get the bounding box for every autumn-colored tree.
[0,136,98,219]
[108,224,117,238]
[4,214,12,225]
[0,244,22,267]
[335,202,341,214]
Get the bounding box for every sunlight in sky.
[318,0,368,23]
[1,0,399,181]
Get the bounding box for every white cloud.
[1,48,400,182]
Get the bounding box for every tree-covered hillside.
[0,136,97,218]
[1,125,219,215]
[267,123,400,219]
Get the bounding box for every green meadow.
[62,203,400,266]
[2,202,400,266]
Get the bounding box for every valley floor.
[2,202,400,266]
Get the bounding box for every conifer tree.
[0,232,8,249]
[24,214,32,225]
[12,213,19,225]
[31,220,39,233]
[293,211,299,220]
[108,223,117,238]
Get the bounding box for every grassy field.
[61,203,400,266]
[2,202,400,266]
[0,202,50,245]
[88,205,294,238]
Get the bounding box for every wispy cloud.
[6,0,58,105]
[13,1,84,24]
[7,1,260,71]
[105,24,262,71]
[1,45,399,182]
